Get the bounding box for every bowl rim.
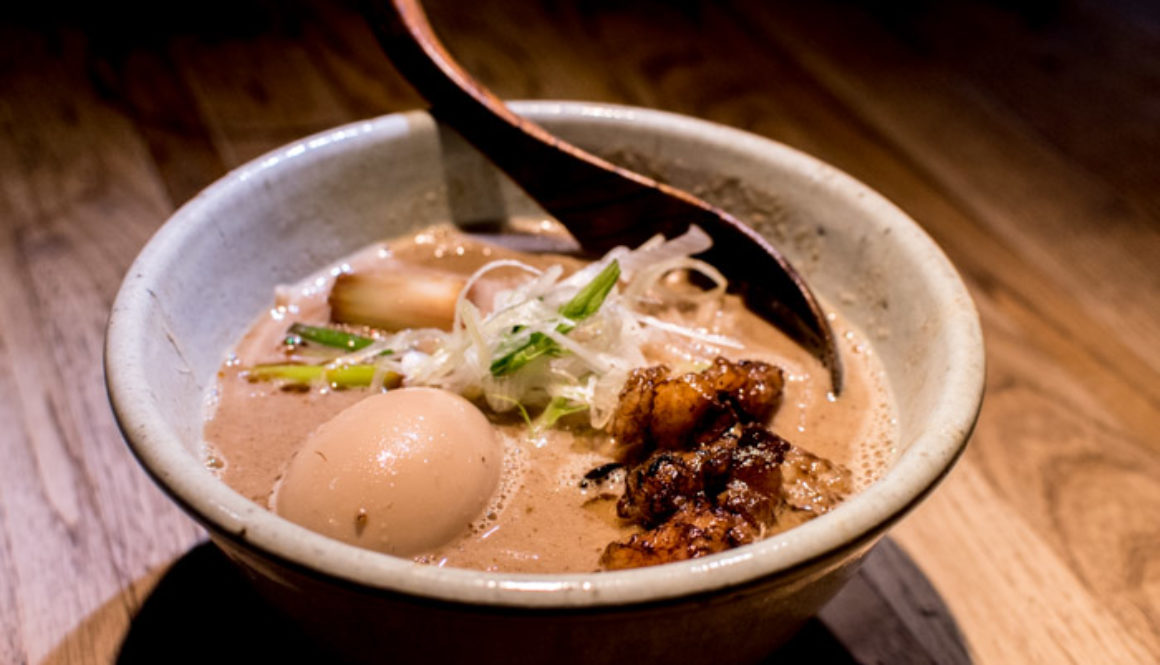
[105,100,984,609]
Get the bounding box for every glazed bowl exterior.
[106,102,984,664]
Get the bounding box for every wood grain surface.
[1,1,1157,663]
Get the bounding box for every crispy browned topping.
[780,446,852,515]
[608,357,784,454]
[600,358,851,570]
[617,449,704,526]
[599,500,757,570]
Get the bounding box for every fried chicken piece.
[717,480,776,528]
[600,501,758,570]
[607,365,667,455]
[779,445,853,516]
[598,357,849,571]
[648,370,719,449]
[616,432,743,525]
[617,450,704,526]
[608,358,785,452]
[697,433,738,493]
[702,357,785,424]
[730,426,791,496]
[617,425,793,527]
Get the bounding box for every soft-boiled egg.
[274,387,502,556]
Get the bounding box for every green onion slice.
[246,363,400,389]
[285,323,374,351]
[490,260,620,377]
[535,397,588,430]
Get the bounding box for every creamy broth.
[204,223,896,573]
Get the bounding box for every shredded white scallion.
[637,315,743,349]
[453,259,543,330]
[337,225,730,428]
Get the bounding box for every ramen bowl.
[105,102,984,664]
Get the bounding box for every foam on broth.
[203,222,897,573]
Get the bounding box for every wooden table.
[3,1,1157,663]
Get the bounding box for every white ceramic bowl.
[106,102,983,664]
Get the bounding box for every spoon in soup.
[361,0,843,394]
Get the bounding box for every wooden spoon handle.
[362,0,843,392]
[364,0,678,249]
